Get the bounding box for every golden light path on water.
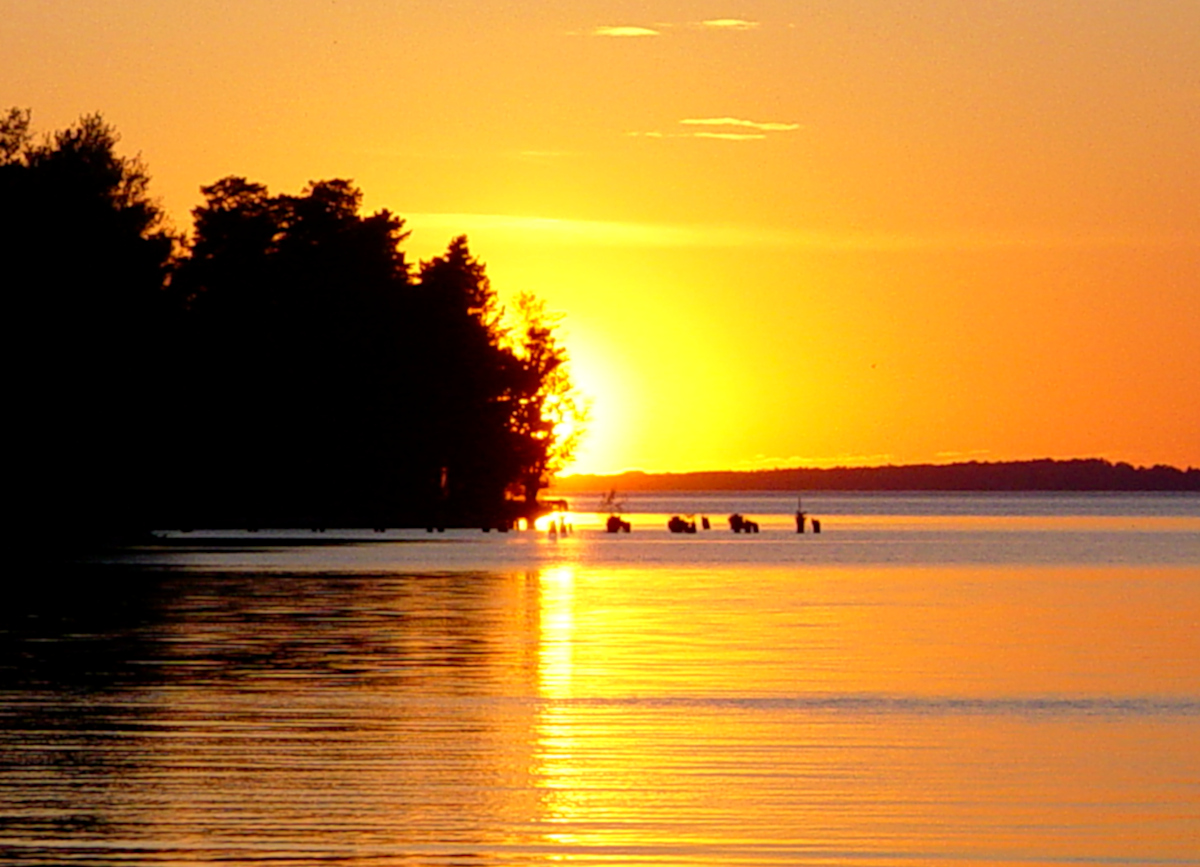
[535,564,583,848]
[512,500,1199,862]
[520,555,1199,863]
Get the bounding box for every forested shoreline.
[3,110,583,541]
[552,459,1200,494]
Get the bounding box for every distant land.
[550,459,1200,494]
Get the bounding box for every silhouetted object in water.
[796,511,806,533]
[668,515,697,534]
[606,515,631,533]
[728,514,760,533]
[812,518,822,533]
[601,489,629,534]
[598,489,626,513]
[701,516,711,530]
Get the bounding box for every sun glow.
[12,0,1195,473]
[552,334,635,476]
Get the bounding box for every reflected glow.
[533,510,576,534]
[536,564,576,699]
[534,565,586,845]
[3,530,1197,865]
[520,555,1200,861]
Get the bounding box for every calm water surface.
[2,493,1198,865]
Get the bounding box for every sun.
[554,330,639,477]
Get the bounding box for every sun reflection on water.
[537,565,576,699]
[533,564,589,846]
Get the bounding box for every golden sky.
[4,0,1198,473]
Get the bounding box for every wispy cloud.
[592,25,659,37]
[699,18,759,30]
[628,117,801,141]
[585,19,760,38]
[692,132,766,141]
[680,117,802,132]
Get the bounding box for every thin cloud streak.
[627,117,802,140]
[592,25,659,37]
[692,132,766,140]
[699,19,759,30]
[588,19,761,37]
[681,117,802,132]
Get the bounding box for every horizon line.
[554,457,1200,479]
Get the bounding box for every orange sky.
[4,0,1197,473]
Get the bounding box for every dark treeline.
[3,110,583,540]
[554,459,1200,494]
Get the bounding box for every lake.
[2,492,1198,865]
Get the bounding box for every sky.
[3,0,1198,474]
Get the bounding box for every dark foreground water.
[2,493,1198,865]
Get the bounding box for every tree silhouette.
[6,111,584,536]
[3,111,177,540]
[174,180,581,528]
[508,292,588,504]
[410,236,517,521]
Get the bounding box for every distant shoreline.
[550,459,1200,494]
